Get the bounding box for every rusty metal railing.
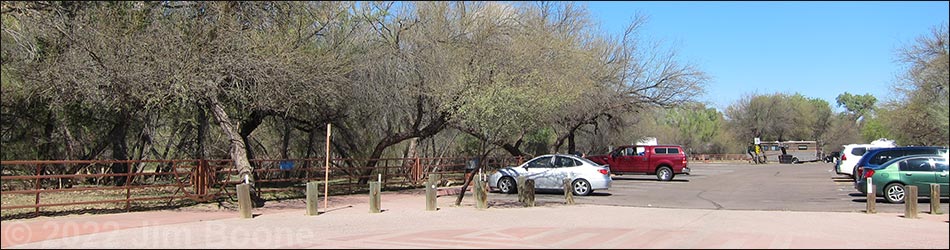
[1,156,524,219]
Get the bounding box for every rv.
[758,140,820,163]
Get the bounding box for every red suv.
[586,145,690,181]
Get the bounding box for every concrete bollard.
[237,184,253,219]
[474,176,487,209]
[369,181,381,213]
[930,184,942,215]
[306,181,320,216]
[517,176,526,203]
[904,185,918,219]
[563,178,575,205]
[523,179,536,207]
[426,174,437,211]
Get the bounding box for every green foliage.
[663,103,723,153]
[454,133,482,156]
[835,92,877,123]
[860,116,892,143]
[453,83,555,144]
[524,128,555,156]
[882,23,949,146]
[726,92,835,148]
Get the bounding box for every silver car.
[488,154,612,196]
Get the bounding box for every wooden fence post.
[306,181,319,216]
[523,179,535,207]
[237,184,253,219]
[563,178,575,205]
[426,174,437,211]
[125,167,133,211]
[35,163,42,217]
[369,181,381,213]
[517,176,526,203]
[904,185,918,219]
[930,184,942,215]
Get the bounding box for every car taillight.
[598,169,609,175]
[863,168,875,179]
[841,154,847,161]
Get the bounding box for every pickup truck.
[586,145,690,181]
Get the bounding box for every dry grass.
[1,185,201,219]
[0,175,466,220]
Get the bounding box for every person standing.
[747,144,757,164]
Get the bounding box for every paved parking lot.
[4,161,948,248]
[495,162,948,214]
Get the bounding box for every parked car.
[835,140,896,178]
[855,154,949,203]
[853,146,948,184]
[488,154,611,196]
[823,151,840,163]
[586,145,689,181]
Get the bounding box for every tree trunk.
[457,126,525,157]
[552,122,585,154]
[239,110,270,168]
[281,120,292,159]
[304,127,317,170]
[501,140,526,157]
[61,116,77,161]
[196,104,209,160]
[455,144,494,206]
[454,167,478,206]
[404,137,419,159]
[360,139,396,185]
[356,115,448,185]
[40,111,56,160]
[109,111,131,186]
[567,131,576,154]
[208,97,264,207]
[132,118,154,177]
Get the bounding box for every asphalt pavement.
[2,162,948,249]
[2,191,948,248]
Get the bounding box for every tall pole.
[324,123,331,211]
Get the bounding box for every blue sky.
[584,1,949,112]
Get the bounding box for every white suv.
[835,139,896,178]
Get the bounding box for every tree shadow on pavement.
[612,177,689,182]
[488,200,564,209]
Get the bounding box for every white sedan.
[488,154,612,196]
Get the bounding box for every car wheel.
[656,166,673,181]
[884,183,905,204]
[498,177,516,194]
[572,179,592,196]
